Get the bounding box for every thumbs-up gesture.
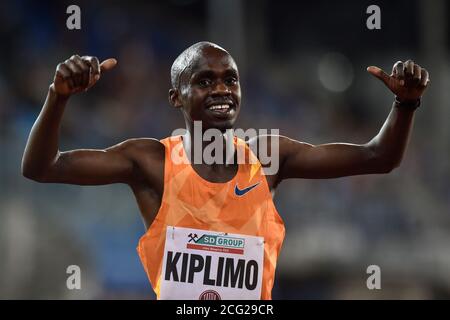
[367,60,430,103]
[51,55,117,97]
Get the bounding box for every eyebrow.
[191,68,239,81]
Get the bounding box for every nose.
[211,80,231,96]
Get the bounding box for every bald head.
[170,42,232,89]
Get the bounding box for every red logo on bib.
[199,290,221,300]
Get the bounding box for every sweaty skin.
[21,43,430,230]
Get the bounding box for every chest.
[191,163,238,183]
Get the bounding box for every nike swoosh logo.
[234,182,261,196]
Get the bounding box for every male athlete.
[22,42,429,299]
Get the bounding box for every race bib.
[160,226,264,300]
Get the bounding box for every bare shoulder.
[247,134,312,189]
[110,137,165,161]
[248,134,305,159]
[113,138,166,190]
[246,134,289,190]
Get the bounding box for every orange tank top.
[137,135,285,299]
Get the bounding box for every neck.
[182,126,236,166]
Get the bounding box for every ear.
[169,88,183,108]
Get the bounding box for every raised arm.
[21,55,140,185]
[277,60,430,180]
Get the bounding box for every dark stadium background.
[0,0,449,299]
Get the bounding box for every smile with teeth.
[208,104,231,112]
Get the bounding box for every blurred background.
[0,0,449,299]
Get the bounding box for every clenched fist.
[367,60,430,104]
[51,55,117,97]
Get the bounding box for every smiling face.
[169,43,241,132]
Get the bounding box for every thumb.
[367,66,390,87]
[100,58,117,72]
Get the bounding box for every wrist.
[49,83,70,101]
[393,96,421,110]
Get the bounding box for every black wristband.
[393,97,421,110]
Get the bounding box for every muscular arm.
[276,60,430,181]
[21,55,140,185]
[279,105,414,179]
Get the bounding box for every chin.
[209,120,235,133]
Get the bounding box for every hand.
[51,55,117,97]
[367,60,430,103]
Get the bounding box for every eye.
[198,79,212,87]
[225,77,238,86]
